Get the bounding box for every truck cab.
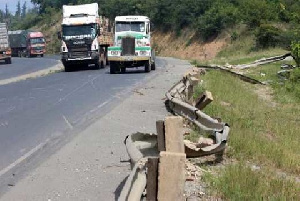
[107,16,156,74]
[27,32,46,57]
[60,3,108,72]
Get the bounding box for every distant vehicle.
[8,30,46,57]
[107,16,156,74]
[59,3,113,72]
[0,23,12,64]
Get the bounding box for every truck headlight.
[91,38,99,51]
[61,41,68,53]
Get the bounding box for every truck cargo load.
[0,23,12,64]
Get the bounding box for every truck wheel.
[110,61,117,74]
[5,58,12,64]
[41,54,44,58]
[121,67,126,74]
[95,61,100,70]
[144,60,151,73]
[100,61,104,69]
[151,62,156,70]
[64,63,72,72]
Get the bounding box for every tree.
[22,2,27,18]
[15,1,21,18]
[5,4,9,18]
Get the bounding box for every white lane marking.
[62,115,73,130]
[89,101,109,114]
[56,75,101,105]
[0,140,48,177]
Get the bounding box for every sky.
[0,0,34,13]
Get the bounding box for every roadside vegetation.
[1,0,299,199]
[195,67,300,199]
[189,34,300,198]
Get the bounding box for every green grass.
[195,70,300,199]
[204,163,300,200]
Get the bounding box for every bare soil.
[152,30,228,61]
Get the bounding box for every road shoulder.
[0,57,192,201]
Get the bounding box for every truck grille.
[69,47,89,58]
[121,37,135,56]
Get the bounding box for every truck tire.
[95,60,100,70]
[110,61,117,74]
[144,60,151,73]
[151,50,156,70]
[100,61,104,69]
[151,62,156,70]
[5,58,12,64]
[41,54,44,57]
[64,63,72,72]
[121,67,126,74]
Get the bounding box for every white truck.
[59,3,113,72]
[0,23,11,64]
[107,16,156,74]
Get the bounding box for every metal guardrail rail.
[166,70,230,158]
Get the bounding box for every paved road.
[0,57,164,195]
[0,57,60,81]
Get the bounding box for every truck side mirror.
[57,31,62,40]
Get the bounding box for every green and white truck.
[107,16,156,74]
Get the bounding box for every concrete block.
[164,116,184,153]
[194,91,213,110]
[156,120,166,152]
[157,152,186,201]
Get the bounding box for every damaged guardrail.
[166,68,230,158]
[234,53,291,69]
[119,67,230,201]
[198,53,293,85]
[198,64,266,85]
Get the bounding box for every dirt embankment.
[152,30,228,61]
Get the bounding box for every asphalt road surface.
[0,58,164,195]
[0,57,60,81]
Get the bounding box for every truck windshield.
[30,38,45,44]
[116,22,145,32]
[62,24,96,40]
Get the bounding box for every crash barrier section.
[234,53,291,69]
[166,68,230,157]
[119,67,230,201]
[197,53,293,85]
[198,65,266,85]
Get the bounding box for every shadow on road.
[114,176,129,201]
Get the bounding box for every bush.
[291,41,300,67]
[197,1,239,41]
[255,24,283,48]
[285,68,300,99]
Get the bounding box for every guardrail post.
[147,157,159,201]
[157,116,186,201]
[164,116,184,153]
[157,152,186,201]
[156,120,166,152]
[195,91,213,110]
